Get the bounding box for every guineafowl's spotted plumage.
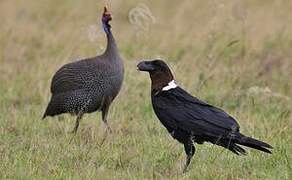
[43,7,124,133]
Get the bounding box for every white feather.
[162,80,178,91]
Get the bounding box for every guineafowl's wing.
[51,59,106,94]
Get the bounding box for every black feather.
[152,87,272,154]
[138,59,272,172]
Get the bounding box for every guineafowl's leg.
[71,98,91,134]
[98,97,113,146]
[101,104,112,132]
[72,111,84,134]
[98,100,113,146]
[183,142,195,173]
[101,97,112,132]
[69,111,84,144]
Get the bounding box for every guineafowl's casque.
[43,7,124,134]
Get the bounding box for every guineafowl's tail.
[42,94,67,119]
[42,112,47,119]
[236,133,273,154]
[42,100,61,119]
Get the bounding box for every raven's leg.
[183,143,196,173]
[71,111,84,134]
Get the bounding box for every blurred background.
[0,0,291,179]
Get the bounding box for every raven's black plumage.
[43,7,124,134]
[137,59,272,172]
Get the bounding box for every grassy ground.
[0,0,291,179]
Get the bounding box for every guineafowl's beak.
[137,61,155,72]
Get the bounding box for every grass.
[0,0,291,179]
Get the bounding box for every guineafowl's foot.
[98,125,113,146]
[99,130,109,146]
[71,127,78,134]
[68,124,80,144]
[71,122,80,134]
[68,133,76,144]
[68,121,80,144]
[105,122,112,133]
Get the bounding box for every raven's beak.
[137,61,155,72]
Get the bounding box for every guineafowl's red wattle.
[43,7,124,133]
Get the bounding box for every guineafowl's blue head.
[102,7,112,34]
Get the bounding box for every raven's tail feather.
[236,134,273,154]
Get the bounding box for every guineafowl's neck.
[104,31,118,56]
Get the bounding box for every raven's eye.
[152,61,160,66]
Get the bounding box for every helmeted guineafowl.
[43,7,124,134]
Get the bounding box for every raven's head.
[137,59,174,91]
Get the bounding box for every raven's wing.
[51,59,106,94]
[151,87,240,137]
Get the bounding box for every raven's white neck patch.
[162,80,178,91]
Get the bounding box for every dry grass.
[0,0,291,179]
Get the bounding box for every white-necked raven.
[137,59,272,172]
